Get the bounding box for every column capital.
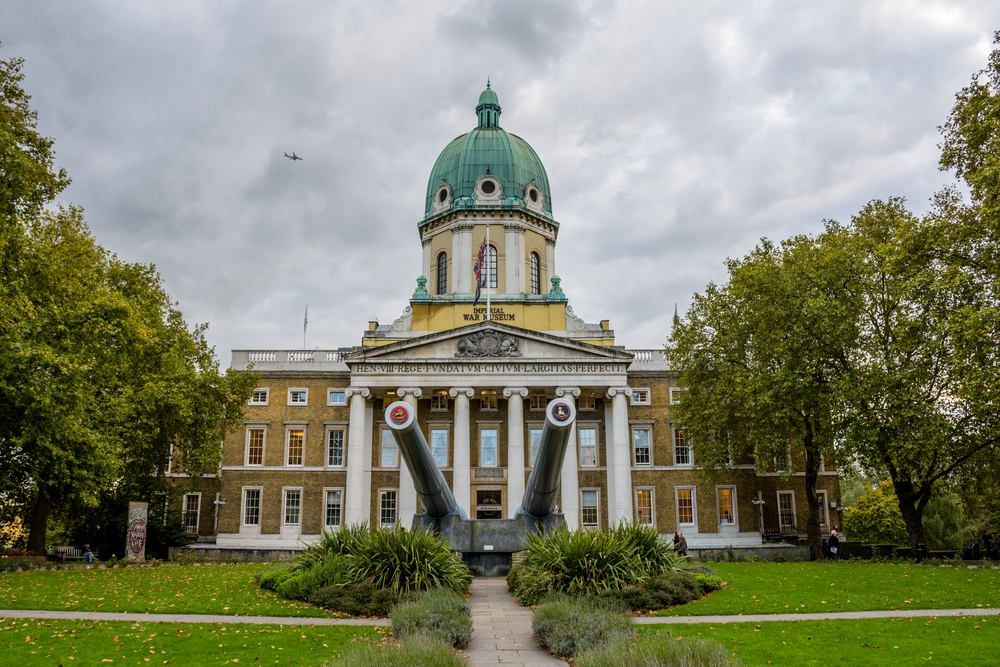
[449,387,475,399]
[606,386,632,400]
[555,386,581,398]
[396,387,423,399]
[545,237,556,247]
[503,387,529,399]
[421,237,432,247]
[345,386,371,399]
[453,222,474,233]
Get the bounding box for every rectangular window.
[288,389,308,405]
[630,389,649,405]
[431,392,449,410]
[674,428,690,465]
[480,429,498,467]
[581,489,599,527]
[481,390,497,411]
[633,428,651,466]
[669,388,686,405]
[530,428,542,466]
[328,390,347,406]
[247,429,265,466]
[183,494,200,534]
[579,427,597,467]
[380,490,397,526]
[284,489,301,526]
[327,429,345,467]
[778,491,795,532]
[243,488,261,526]
[578,391,596,410]
[381,430,398,467]
[431,429,449,467]
[286,429,304,466]
[817,489,829,526]
[325,490,342,527]
[677,488,694,524]
[250,389,269,405]
[636,489,653,525]
[718,487,735,525]
[528,391,547,411]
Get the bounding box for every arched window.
[436,252,448,295]
[530,252,541,294]
[487,245,498,288]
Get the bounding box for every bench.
[55,547,89,563]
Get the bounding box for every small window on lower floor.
[677,488,695,525]
[636,488,654,525]
[284,489,301,526]
[529,428,542,466]
[380,490,398,526]
[579,427,597,467]
[717,487,735,525]
[183,494,200,534]
[243,488,261,526]
[581,489,599,528]
[325,489,342,527]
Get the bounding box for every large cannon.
[384,397,576,575]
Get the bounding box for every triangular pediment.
[344,322,631,363]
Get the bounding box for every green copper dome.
[424,84,552,219]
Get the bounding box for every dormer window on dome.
[476,175,502,202]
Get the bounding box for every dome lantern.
[476,80,501,128]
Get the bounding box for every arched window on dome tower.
[437,252,448,295]
[487,245,498,289]
[530,252,541,294]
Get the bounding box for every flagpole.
[303,303,308,350]
[486,222,493,320]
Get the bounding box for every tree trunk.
[892,477,928,553]
[802,427,824,561]
[26,487,54,554]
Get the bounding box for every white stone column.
[604,397,617,523]
[396,387,422,527]
[450,387,475,517]
[545,238,555,293]
[344,386,371,525]
[421,238,432,287]
[504,223,525,295]
[555,387,581,530]
[504,387,528,516]
[453,223,473,294]
[607,387,633,524]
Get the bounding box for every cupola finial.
[476,81,501,128]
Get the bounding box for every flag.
[473,236,487,306]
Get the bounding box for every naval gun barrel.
[519,398,577,518]
[384,401,466,520]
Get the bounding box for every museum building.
[171,84,842,552]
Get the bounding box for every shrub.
[276,574,305,600]
[684,564,720,577]
[258,566,298,592]
[596,572,703,612]
[295,523,368,571]
[692,573,724,594]
[532,595,632,658]
[326,634,466,667]
[299,554,348,599]
[612,522,688,574]
[344,525,472,595]
[311,582,411,617]
[391,588,472,649]
[575,633,740,667]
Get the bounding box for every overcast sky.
[5,1,999,363]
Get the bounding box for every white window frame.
[632,426,652,466]
[676,486,697,528]
[431,391,449,411]
[323,488,344,528]
[480,389,498,411]
[380,428,399,468]
[528,425,543,467]
[282,487,302,527]
[528,390,547,411]
[716,486,737,527]
[578,425,598,468]
[816,489,830,527]
[630,388,650,406]
[379,489,398,526]
[285,426,306,467]
[580,488,600,529]
[242,486,263,526]
[669,388,687,405]
[165,443,173,475]
[327,389,347,406]
[635,487,656,525]
[430,427,449,467]
[578,391,596,411]
[287,388,309,406]
[245,426,267,466]
[673,426,691,466]
[326,426,346,467]
[479,426,499,467]
[250,388,269,406]
[777,490,796,532]
[183,492,201,534]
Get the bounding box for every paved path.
[0,609,388,626]
[636,607,1000,624]
[465,577,561,666]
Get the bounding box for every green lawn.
[652,561,1000,616]
[1,616,380,666]
[0,564,329,618]
[642,615,1000,666]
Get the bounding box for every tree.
[0,53,257,552]
[667,232,855,560]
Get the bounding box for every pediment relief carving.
[455,329,522,358]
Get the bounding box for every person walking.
[827,529,840,560]
[678,532,688,557]
[673,531,680,551]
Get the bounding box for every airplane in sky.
[284,152,303,161]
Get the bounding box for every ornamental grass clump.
[574,633,741,667]
[344,525,472,595]
[612,522,688,574]
[294,523,368,570]
[532,595,633,658]
[326,634,467,667]
[391,588,472,649]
